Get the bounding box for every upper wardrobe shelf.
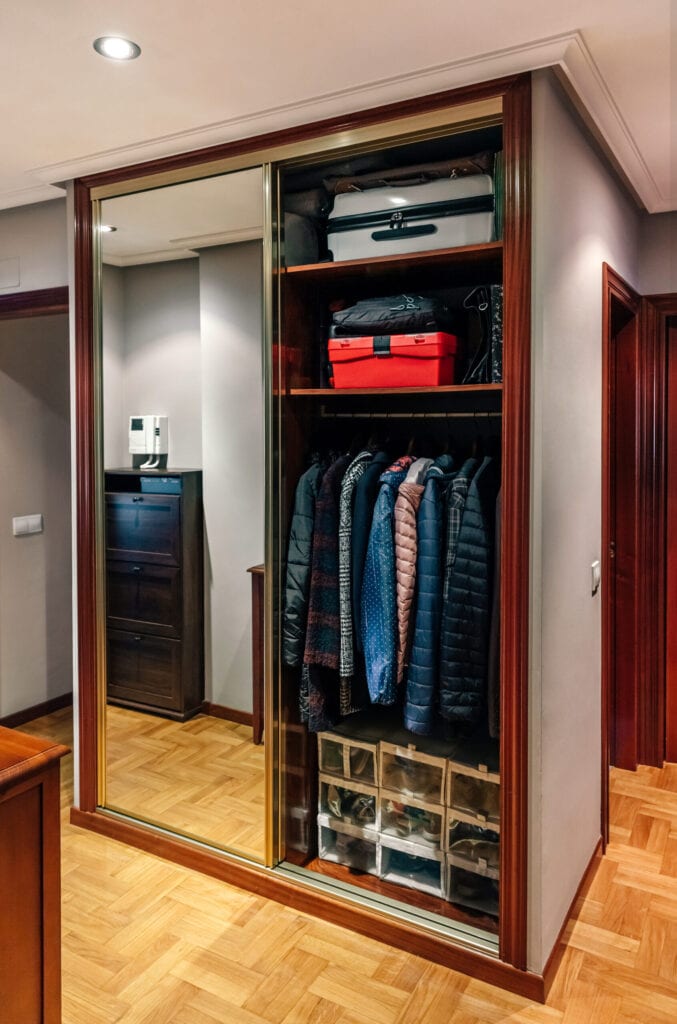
[287,384,503,397]
[283,241,503,292]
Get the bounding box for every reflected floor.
[105,705,265,860]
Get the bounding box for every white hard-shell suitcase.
[327,174,494,263]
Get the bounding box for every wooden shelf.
[285,241,503,280]
[288,384,502,397]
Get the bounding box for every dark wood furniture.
[0,726,69,1024]
[247,564,264,745]
[105,469,204,721]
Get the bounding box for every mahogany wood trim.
[0,692,73,729]
[0,726,70,793]
[541,838,603,998]
[0,286,68,321]
[42,766,64,1024]
[70,805,546,1002]
[74,179,98,812]
[202,702,254,728]
[77,76,521,191]
[498,73,531,970]
[601,264,641,840]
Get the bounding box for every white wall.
[101,265,126,467]
[0,314,72,717]
[0,200,68,293]
[529,70,641,973]
[199,242,264,711]
[101,249,263,712]
[639,211,677,294]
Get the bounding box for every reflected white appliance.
[128,415,168,468]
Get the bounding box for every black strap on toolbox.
[374,335,391,356]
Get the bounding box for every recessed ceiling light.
[100,225,117,233]
[93,37,141,61]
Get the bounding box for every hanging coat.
[360,456,414,705]
[304,454,351,731]
[402,455,455,734]
[282,456,325,668]
[442,457,478,602]
[438,456,500,726]
[351,451,392,652]
[394,458,432,687]
[338,449,373,714]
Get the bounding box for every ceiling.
[0,2,673,213]
[100,169,263,265]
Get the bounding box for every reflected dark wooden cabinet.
[105,469,204,721]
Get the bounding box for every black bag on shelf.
[330,294,453,337]
[461,285,503,384]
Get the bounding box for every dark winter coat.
[438,456,500,725]
[304,454,351,731]
[361,456,414,705]
[351,451,392,651]
[403,455,455,734]
[282,457,325,668]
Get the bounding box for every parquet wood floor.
[17,710,677,1024]
[104,705,266,860]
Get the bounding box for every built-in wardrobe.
[73,74,540,997]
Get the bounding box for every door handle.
[132,496,143,503]
[132,566,143,573]
[609,541,616,559]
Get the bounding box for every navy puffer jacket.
[403,455,455,734]
[361,456,413,705]
[438,456,500,725]
[282,457,324,667]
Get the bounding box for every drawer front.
[106,562,182,638]
[106,493,180,565]
[107,630,182,711]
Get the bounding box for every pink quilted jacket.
[394,478,426,686]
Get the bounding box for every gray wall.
[0,314,72,717]
[102,260,203,468]
[102,248,264,712]
[199,242,264,711]
[0,200,68,293]
[639,211,677,294]
[529,70,641,973]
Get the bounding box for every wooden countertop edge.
[0,728,70,792]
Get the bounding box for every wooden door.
[608,306,641,770]
[665,321,677,762]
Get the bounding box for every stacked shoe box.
[379,743,447,898]
[317,732,381,876]
[445,754,500,917]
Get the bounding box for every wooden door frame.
[643,293,677,767]
[0,287,68,320]
[602,270,677,839]
[601,265,640,841]
[71,74,533,984]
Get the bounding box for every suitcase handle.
[371,224,437,242]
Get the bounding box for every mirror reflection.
[100,167,266,861]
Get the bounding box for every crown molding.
[0,30,670,213]
[0,182,66,211]
[102,225,264,267]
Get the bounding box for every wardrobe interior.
[275,120,505,941]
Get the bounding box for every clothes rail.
[318,409,502,419]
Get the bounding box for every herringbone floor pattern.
[18,710,677,1023]
[105,705,265,860]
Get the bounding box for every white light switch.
[591,559,601,597]
[13,514,44,536]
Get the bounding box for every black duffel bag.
[330,294,453,337]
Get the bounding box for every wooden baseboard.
[0,692,73,729]
[202,702,253,728]
[541,837,603,997]
[70,806,546,1001]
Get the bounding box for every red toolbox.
[328,332,458,389]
